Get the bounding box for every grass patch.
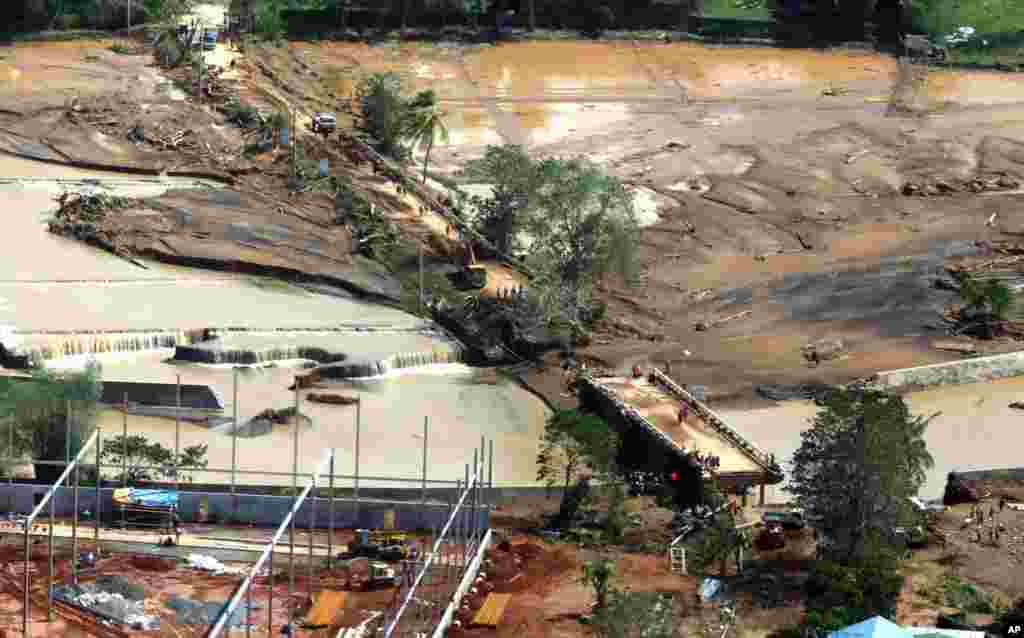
[943,576,995,614]
[703,0,770,19]
[946,47,1024,67]
[912,0,1024,40]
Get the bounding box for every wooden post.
[759,484,765,506]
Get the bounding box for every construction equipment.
[337,557,398,591]
[448,241,488,291]
[339,530,409,562]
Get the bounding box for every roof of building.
[99,381,224,411]
[594,375,768,479]
[829,617,913,638]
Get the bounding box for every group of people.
[969,499,1007,545]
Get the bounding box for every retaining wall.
[873,350,1024,393]
[957,467,1024,483]
[0,485,489,531]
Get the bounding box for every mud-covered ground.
[8,36,1024,404]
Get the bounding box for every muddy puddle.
[81,350,547,486]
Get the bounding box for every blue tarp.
[113,488,178,509]
[830,617,915,638]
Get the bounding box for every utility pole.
[127,0,131,28]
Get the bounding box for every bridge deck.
[595,376,764,477]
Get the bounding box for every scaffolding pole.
[175,374,181,495]
[289,382,299,612]
[94,428,101,557]
[232,367,238,505]
[421,417,428,506]
[328,449,335,562]
[206,449,333,638]
[22,429,100,638]
[354,398,361,525]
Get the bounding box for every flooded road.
[718,376,1024,502]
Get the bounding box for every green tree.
[254,0,287,37]
[463,144,541,255]
[536,409,619,504]
[525,156,641,332]
[101,434,208,484]
[956,272,1013,319]
[404,90,449,183]
[0,362,102,481]
[580,557,615,611]
[355,72,412,161]
[143,0,195,24]
[788,385,934,565]
[592,590,675,638]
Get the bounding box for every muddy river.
[0,153,550,485]
[719,376,1024,501]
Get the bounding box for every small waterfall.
[9,329,204,366]
[313,344,466,380]
[173,342,349,365]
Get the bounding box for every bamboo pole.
[232,367,238,502]
[94,428,101,557]
[175,375,181,495]
[328,449,335,562]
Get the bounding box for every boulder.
[801,338,844,362]
[307,393,359,405]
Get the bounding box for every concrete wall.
[957,467,1024,482]
[0,485,489,531]
[874,350,1024,393]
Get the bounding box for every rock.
[902,182,920,195]
[665,141,691,150]
[801,338,845,362]
[1010,402,1024,410]
[307,393,359,405]
[997,176,1020,189]
[755,383,834,401]
[944,471,980,506]
[932,340,976,354]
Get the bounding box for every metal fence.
[380,438,492,638]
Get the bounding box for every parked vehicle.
[311,112,337,134]
[761,509,805,529]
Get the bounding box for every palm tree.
[405,91,450,183]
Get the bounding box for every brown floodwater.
[87,350,548,487]
[718,376,1024,502]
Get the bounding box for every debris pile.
[186,553,245,575]
[54,575,158,630]
[307,392,360,405]
[901,175,1020,196]
[47,191,133,257]
[801,338,845,363]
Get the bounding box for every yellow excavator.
[448,240,488,290]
